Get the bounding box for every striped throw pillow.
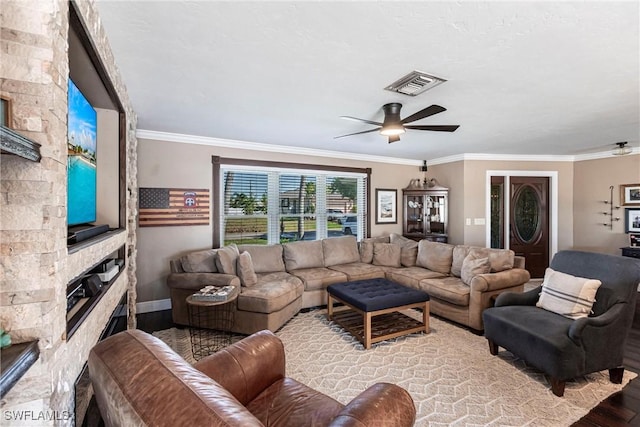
[536,268,602,319]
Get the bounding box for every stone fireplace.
[1,1,138,424]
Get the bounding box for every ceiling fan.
[335,103,459,143]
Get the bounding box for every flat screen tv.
[67,78,97,227]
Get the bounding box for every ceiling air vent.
[384,71,446,96]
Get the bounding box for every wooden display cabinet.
[403,179,449,243]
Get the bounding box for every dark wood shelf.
[0,341,39,398]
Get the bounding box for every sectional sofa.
[167,234,530,334]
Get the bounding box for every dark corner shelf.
[0,341,40,398]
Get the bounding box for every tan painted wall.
[137,139,638,304]
[136,138,422,303]
[427,161,465,244]
[573,154,640,255]
[432,160,575,253]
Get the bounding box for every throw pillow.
[323,236,360,266]
[180,249,218,273]
[372,243,402,267]
[416,240,454,275]
[215,244,239,275]
[359,236,390,263]
[487,249,515,272]
[236,251,258,287]
[536,268,602,319]
[460,251,491,285]
[389,233,418,267]
[451,245,472,277]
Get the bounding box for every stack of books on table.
[192,285,236,302]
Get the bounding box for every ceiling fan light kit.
[335,102,459,143]
[612,141,632,156]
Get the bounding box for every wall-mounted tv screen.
[67,78,97,226]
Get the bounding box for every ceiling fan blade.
[405,125,460,132]
[401,105,447,124]
[340,116,384,126]
[388,135,401,144]
[334,128,380,139]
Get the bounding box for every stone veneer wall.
[0,0,138,424]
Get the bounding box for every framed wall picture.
[0,96,11,127]
[629,233,640,247]
[375,188,397,224]
[620,183,640,206]
[625,208,640,233]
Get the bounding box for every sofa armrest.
[194,330,285,406]
[167,272,240,291]
[329,383,415,427]
[568,302,626,342]
[495,285,541,307]
[470,268,531,293]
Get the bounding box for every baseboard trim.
[136,298,172,314]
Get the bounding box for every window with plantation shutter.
[215,159,369,246]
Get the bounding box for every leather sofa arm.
[495,285,541,307]
[167,272,240,291]
[470,268,531,293]
[568,302,626,342]
[194,330,285,406]
[329,383,416,427]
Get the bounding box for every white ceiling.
[94,1,639,162]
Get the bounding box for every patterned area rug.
[153,309,635,426]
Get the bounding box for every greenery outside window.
[213,158,370,246]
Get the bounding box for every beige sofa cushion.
[451,245,471,277]
[359,235,390,263]
[237,251,258,287]
[372,243,402,267]
[421,277,470,306]
[238,244,286,273]
[283,240,324,271]
[461,251,491,285]
[237,272,303,313]
[390,234,418,267]
[416,241,454,275]
[452,246,515,275]
[181,249,219,273]
[327,263,385,282]
[216,244,239,275]
[386,266,447,290]
[287,268,347,291]
[323,236,360,266]
[487,248,515,272]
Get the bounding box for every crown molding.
[135,129,419,166]
[136,129,637,166]
[573,147,640,162]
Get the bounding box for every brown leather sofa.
[89,329,416,427]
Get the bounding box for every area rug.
[153,309,635,426]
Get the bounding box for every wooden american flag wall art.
[138,188,210,226]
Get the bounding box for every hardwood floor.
[572,296,640,427]
[134,298,640,426]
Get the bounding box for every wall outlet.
[466,218,471,226]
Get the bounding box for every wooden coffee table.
[327,278,430,349]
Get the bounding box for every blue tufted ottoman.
[327,278,430,349]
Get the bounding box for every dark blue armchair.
[483,250,639,396]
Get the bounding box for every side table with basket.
[186,285,239,360]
